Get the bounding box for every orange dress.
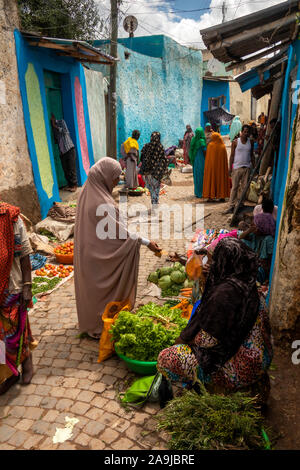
[202,132,230,199]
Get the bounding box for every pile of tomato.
[35,264,74,279]
[54,241,74,256]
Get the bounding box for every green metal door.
[44,70,68,188]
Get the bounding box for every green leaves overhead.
[18,0,103,40]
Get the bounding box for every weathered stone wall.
[0,0,40,222]
[270,105,300,338]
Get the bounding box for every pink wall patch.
[75,76,90,174]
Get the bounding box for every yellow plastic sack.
[97,300,131,363]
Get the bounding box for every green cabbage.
[170,270,186,284]
[158,275,172,289]
[173,262,182,271]
[184,279,194,288]
[159,266,173,276]
[148,272,159,284]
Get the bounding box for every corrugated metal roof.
[22,32,117,65]
[234,48,288,98]
[200,0,299,69]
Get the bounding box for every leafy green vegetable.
[170,270,186,284]
[158,275,172,290]
[161,283,184,298]
[32,276,61,295]
[159,266,173,276]
[111,303,188,361]
[157,388,268,450]
[184,279,194,288]
[148,272,159,284]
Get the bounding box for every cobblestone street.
[0,169,219,450]
[0,169,299,450]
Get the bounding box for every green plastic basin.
[115,346,157,375]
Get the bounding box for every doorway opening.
[44,70,68,189]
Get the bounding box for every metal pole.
[109,0,118,159]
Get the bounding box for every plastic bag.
[97,300,131,363]
[119,373,163,408]
[185,252,203,281]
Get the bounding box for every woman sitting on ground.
[239,201,276,279]
[157,238,273,394]
[0,203,37,394]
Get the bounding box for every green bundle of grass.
[157,388,267,450]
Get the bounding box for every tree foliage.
[18,0,104,40]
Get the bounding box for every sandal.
[87,333,101,340]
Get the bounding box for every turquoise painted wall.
[94,36,203,155]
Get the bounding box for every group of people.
[121,130,170,207]
[0,114,276,399]
[183,124,231,202]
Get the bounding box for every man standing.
[258,112,266,125]
[51,114,78,192]
[224,124,255,214]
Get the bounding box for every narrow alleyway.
[0,169,298,450]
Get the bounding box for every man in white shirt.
[224,125,255,214]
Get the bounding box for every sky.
[96,0,287,48]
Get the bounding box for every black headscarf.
[180,238,260,374]
[140,132,168,181]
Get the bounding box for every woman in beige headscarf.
[74,157,160,339]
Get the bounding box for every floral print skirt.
[157,302,273,391]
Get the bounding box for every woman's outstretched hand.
[148,241,161,253]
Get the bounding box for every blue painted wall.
[268,39,300,292]
[201,79,230,135]
[14,30,95,218]
[94,35,203,155]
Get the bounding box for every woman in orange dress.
[202,132,230,202]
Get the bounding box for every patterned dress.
[157,300,273,391]
[0,216,37,384]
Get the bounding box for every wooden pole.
[259,75,285,174]
[109,0,118,159]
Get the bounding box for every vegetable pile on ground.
[157,388,269,450]
[32,264,74,295]
[148,262,193,297]
[32,276,61,296]
[35,264,73,278]
[110,302,188,362]
[54,241,74,256]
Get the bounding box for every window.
[208,95,226,110]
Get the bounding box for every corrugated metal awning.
[234,48,288,98]
[200,0,299,71]
[22,32,117,65]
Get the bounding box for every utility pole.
[109,0,118,159]
[222,1,226,23]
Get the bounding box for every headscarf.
[254,212,276,237]
[205,122,212,128]
[202,133,230,199]
[189,127,206,165]
[123,137,139,154]
[184,125,193,137]
[0,203,20,304]
[180,238,260,374]
[140,132,168,181]
[229,116,242,142]
[74,157,141,336]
